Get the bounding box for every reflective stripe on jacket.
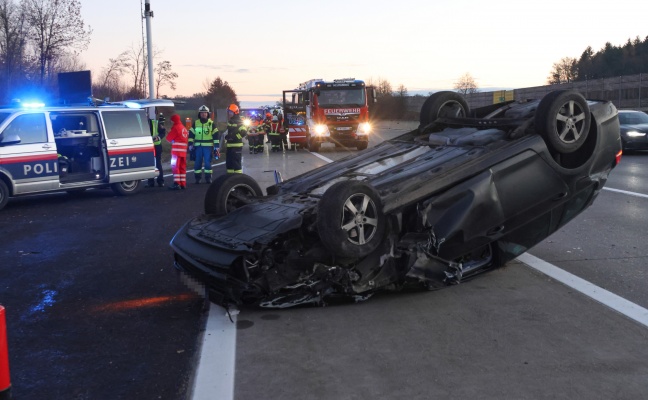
[189,119,219,147]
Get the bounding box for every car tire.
[110,180,142,196]
[419,91,470,127]
[356,141,368,151]
[204,173,262,216]
[317,181,385,258]
[535,90,591,154]
[0,180,9,210]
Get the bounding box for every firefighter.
[189,105,219,184]
[277,111,288,151]
[166,114,189,190]
[225,104,247,173]
[146,113,167,187]
[267,112,281,152]
[247,115,259,154]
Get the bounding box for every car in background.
[171,90,622,309]
[618,109,648,151]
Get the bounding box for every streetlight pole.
[144,0,155,100]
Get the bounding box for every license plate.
[337,127,352,131]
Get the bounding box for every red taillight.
[615,150,623,166]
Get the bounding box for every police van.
[0,99,174,211]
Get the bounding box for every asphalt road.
[2,122,648,399]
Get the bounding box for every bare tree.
[23,0,92,84]
[155,60,178,97]
[547,57,578,84]
[454,73,479,95]
[0,0,30,98]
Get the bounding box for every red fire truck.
[283,78,376,152]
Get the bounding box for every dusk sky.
[79,0,648,106]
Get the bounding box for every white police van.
[0,99,173,210]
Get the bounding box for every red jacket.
[166,114,189,156]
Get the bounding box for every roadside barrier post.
[0,306,10,400]
[185,117,192,130]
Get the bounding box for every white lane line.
[191,305,237,400]
[308,151,334,163]
[603,186,648,199]
[518,253,648,328]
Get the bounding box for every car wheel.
[356,141,368,151]
[204,173,262,216]
[317,181,385,258]
[419,91,470,127]
[110,180,142,196]
[0,180,9,210]
[535,90,591,154]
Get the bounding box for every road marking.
[603,186,648,199]
[518,253,648,328]
[308,151,334,163]
[191,305,238,400]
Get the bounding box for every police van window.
[0,112,11,126]
[102,110,147,139]
[50,112,99,135]
[2,113,47,144]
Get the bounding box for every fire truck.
[283,78,376,152]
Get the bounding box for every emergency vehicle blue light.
[122,101,141,109]
[22,101,46,108]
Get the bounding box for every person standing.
[146,113,167,187]
[267,112,281,152]
[225,104,247,173]
[166,114,189,190]
[189,105,219,184]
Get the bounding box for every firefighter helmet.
[266,112,272,118]
[228,104,239,114]
[198,105,210,113]
[158,112,165,121]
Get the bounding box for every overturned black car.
[171,90,622,309]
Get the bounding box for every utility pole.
[144,0,155,100]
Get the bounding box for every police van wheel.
[110,180,143,196]
[0,180,9,210]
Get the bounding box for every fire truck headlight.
[314,124,327,135]
[358,123,372,134]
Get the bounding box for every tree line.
[548,36,648,84]
[0,0,91,103]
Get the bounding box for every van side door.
[0,111,59,194]
[101,109,157,182]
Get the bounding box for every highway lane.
[226,127,648,400]
[2,121,648,399]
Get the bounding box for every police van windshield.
[0,112,11,126]
[317,88,365,107]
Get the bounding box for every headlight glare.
[627,130,646,137]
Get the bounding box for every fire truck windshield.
[317,88,365,107]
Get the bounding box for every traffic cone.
[0,306,10,400]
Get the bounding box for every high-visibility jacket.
[189,119,219,148]
[226,115,247,148]
[150,119,166,145]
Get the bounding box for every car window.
[619,112,648,125]
[0,112,11,126]
[50,112,100,135]
[101,110,148,139]
[1,113,48,144]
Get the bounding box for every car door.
[100,109,157,183]
[0,111,59,194]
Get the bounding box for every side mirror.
[0,134,21,146]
